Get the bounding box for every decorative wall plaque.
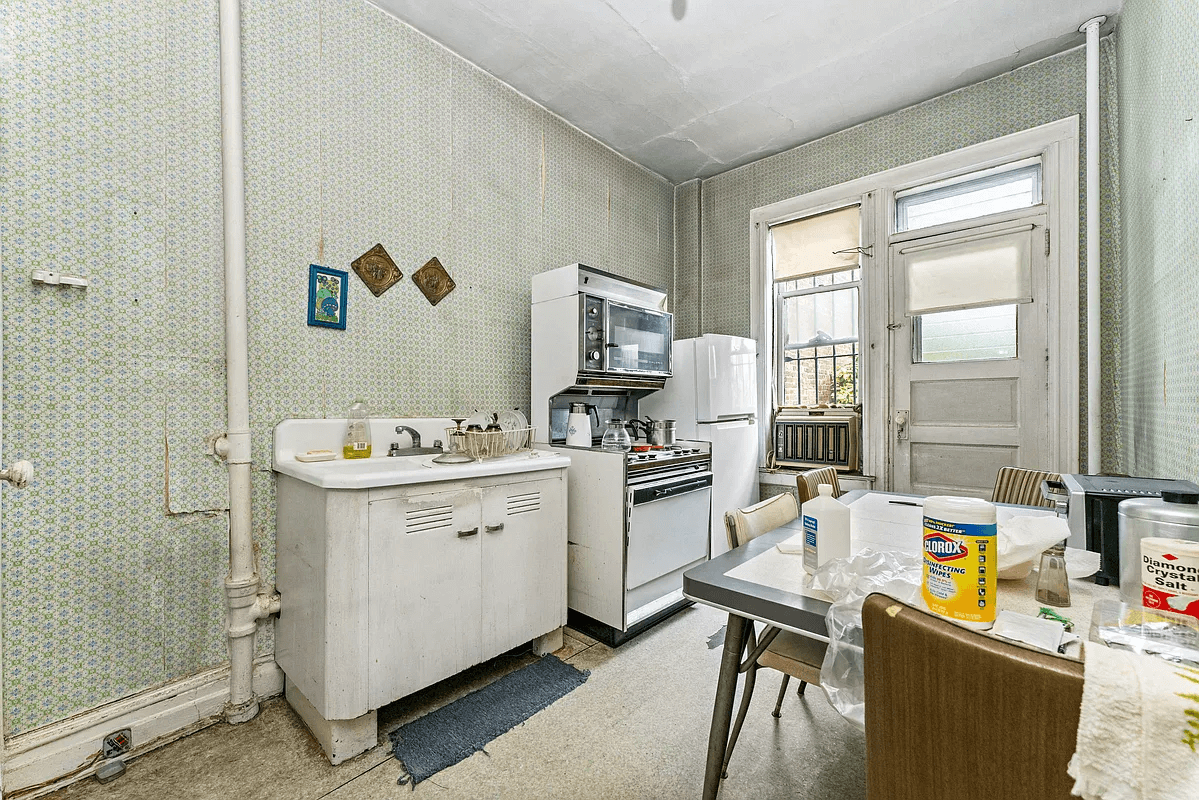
[412,257,456,306]
[306,264,348,330]
[351,243,402,297]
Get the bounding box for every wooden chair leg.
[721,664,760,779]
[797,680,807,696]
[772,674,790,718]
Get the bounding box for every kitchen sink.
[272,418,570,490]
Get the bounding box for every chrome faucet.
[394,425,422,448]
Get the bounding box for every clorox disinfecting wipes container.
[921,496,998,630]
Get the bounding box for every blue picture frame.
[307,264,348,330]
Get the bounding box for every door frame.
[749,116,1080,487]
[889,211,1051,496]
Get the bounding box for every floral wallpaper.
[0,0,672,735]
[1116,0,1199,483]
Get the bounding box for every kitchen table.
[682,490,1117,800]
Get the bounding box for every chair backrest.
[796,466,841,504]
[724,493,799,550]
[861,594,1083,800]
[991,466,1059,507]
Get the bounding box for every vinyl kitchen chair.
[721,494,827,779]
[861,593,1083,800]
[796,465,842,504]
[991,466,1060,508]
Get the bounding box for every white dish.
[498,408,527,431]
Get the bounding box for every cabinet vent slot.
[506,491,541,516]
[405,504,454,533]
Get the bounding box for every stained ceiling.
[369,0,1121,183]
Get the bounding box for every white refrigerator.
[641,334,760,557]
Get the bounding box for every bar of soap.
[295,450,336,462]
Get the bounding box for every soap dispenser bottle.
[343,400,372,459]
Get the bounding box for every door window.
[913,304,1018,363]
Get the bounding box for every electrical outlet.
[102,728,131,759]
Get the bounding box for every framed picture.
[307,264,348,330]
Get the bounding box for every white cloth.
[1068,644,1199,800]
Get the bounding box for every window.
[896,157,1042,233]
[913,304,1018,363]
[770,206,862,407]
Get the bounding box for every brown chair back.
[796,466,841,504]
[991,466,1059,507]
[724,493,799,550]
[862,594,1083,800]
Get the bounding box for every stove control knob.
[587,306,599,317]
[589,350,601,361]
[586,326,603,341]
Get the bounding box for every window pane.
[781,286,858,348]
[783,346,859,406]
[896,160,1042,233]
[914,304,1017,363]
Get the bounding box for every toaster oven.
[1041,474,1199,586]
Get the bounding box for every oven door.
[626,471,712,590]
[604,300,673,377]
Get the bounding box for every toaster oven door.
[604,300,672,377]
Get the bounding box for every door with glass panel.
[889,210,1050,498]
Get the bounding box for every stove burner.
[627,446,704,462]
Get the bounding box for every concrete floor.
[47,604,866,800]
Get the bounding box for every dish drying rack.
[446,426,535,460]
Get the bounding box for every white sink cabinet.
[272,418,569,764]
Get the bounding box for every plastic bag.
[996,514,1071,580]
[812,549,922,729]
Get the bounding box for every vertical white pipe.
[1081,16,1105,474]
[218,0,259,723]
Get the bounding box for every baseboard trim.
[3,657,283,798]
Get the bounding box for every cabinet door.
[480,477,567,655]
[367,486,482,707]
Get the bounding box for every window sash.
[775,275,861,408]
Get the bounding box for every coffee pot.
[566,402,598,447]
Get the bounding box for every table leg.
[702,613,748,800]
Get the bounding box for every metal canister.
[1118,489,1199,606]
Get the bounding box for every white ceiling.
[370,0,1120,183]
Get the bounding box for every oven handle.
[631,473,713,506]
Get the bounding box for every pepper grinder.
[1035,541,1071,607]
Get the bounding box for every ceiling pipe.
[1080,15,1104,474]
[218,0,278,724]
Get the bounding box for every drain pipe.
[1081,15,1105,474]
[218,0,279,724]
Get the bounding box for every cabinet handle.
[457,527,479,538]
[485,523,505,533]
